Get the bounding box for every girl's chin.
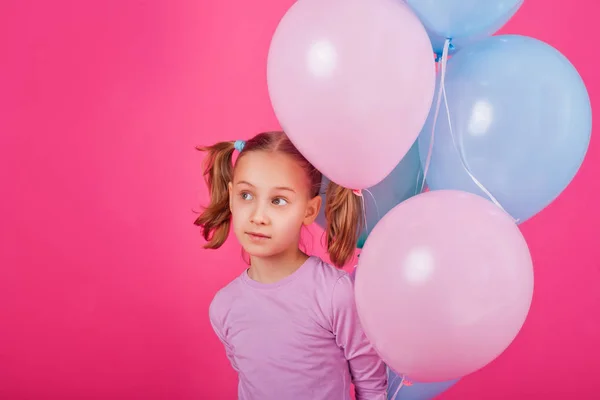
[241,244,287,260]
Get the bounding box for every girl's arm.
[331,275,387,400]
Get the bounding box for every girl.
[196,131,387,399]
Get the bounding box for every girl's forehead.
[234,151,310,191]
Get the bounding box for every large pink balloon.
[267,0,436,189]
[355,190,534,382]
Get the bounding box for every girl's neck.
[248,247,308,284]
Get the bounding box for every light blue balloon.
[419,35,592,223]
[405,0,523,55]
[316,141,422,248]
[387,368,459,400]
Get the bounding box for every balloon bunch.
[267,0,591,398]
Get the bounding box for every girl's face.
[228,151,321,259]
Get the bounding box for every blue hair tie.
[234,140,246,152]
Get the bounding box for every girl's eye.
[241,192,253,201]
[272,197,288,206]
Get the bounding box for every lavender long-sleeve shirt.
[209,256,387,399]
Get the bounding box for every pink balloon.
[267,0,436,189]
[355,190,534,382]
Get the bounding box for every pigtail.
[194,141,236,249]
[324,182,364,267]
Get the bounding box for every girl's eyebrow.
[274,186,296,193]
[237,181,296,193]
[236,180,254,186]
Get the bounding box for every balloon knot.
[435,38,455,62]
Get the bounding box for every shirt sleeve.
[209,296,239,372]
[331,275,387,400]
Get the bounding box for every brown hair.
[194,131,363,267]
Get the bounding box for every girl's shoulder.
[308,257,358,322]
[208,273,245,322]
[309,256,354,285]
[306,256,357,307]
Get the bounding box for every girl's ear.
[303,195,322,226]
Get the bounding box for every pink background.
[0,0,598,399]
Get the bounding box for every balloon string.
[363,188,380,225]
[413,168,422,195]
[355,188,378,248]
[418,39,450,193]
[439,59,517,221]
[420,39,517,222]
[390,374,405,400]
[358,191,368,233]
[386,366,400,389]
